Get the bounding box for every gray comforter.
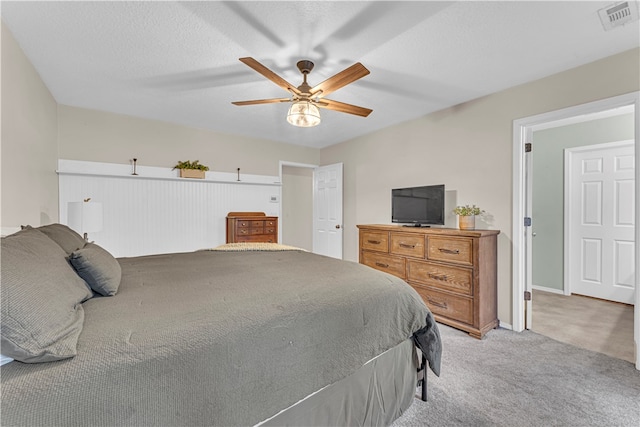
[1,249,440,426]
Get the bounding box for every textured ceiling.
[2,1,639,149]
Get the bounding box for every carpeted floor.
[392,324,640,427]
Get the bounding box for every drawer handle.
[427,299,448,310]
[399,243,416,249]
[438,248,460,255]
[428,273,448,281]
[367,240,381,245]
[375,262,389,268]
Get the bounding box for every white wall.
[1,22,58,227]
[320,48,640,326]
[58,160,281,257]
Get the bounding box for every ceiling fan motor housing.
[296,60,314,75]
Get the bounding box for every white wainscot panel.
[59,160,280,257]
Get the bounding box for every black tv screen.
[392,185,445,226]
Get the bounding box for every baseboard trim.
[499,321,513,330]
[532,285,565,295]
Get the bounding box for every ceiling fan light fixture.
[287,100,321,127]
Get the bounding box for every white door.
[313,163,343,259]
[566,141,635,304]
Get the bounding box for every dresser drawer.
[390,233,425,258]
[236,227,250,236]
[427,236,473,266]
[236,235,276,243]
[265,227,276,234]
[413,286,473,325]
[361,231,389,253]
[407,260,473,296]
[237,221,250,228]
[361,251,405,279]
[251,227,265,235]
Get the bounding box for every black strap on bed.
[416,352,428,401]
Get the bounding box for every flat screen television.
[392,184,445,226]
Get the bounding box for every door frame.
[278,161,344,258]
[511,91,640,369]
[564,140,635,300]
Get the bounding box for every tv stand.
[403,224,430,228]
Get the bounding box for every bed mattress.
[1,249,440,426]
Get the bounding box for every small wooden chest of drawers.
[226,212,278,243]
[358,224,500,339]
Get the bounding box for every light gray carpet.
[392,324,640,427]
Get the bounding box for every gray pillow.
[69,243,122,296]
[1,227,93,363]
[35,223,85,255]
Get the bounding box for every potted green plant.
[453,204,484,230]
[173,160,210,179]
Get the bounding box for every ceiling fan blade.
[316,99,372,117]
[310,63,370,97]
[239,57,301,96]
[232,98,291,106]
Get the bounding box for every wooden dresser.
[357,224,500,339]
[226,212,278,243]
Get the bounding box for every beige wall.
[320,48,640,326]
[58,105,319,177]
[1,22,59,227]
[281,166,313,251]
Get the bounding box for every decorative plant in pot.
[173,160,210,179]
[453,204,485,230]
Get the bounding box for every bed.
[1,224,441,426]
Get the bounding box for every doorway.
[530,120,635,363]
[279,161,344,258]
[281,164,314,251]
[512,91,640,369]
[530,116,635,303]
[278,162,316,252]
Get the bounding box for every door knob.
[335,225,341,229]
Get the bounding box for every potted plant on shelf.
[173,160,210,179]
[453,204,485,230]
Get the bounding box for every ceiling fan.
[232,57,372,127]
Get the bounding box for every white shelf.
[57,159,281,186]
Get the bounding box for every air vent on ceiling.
[598,1,639,31]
